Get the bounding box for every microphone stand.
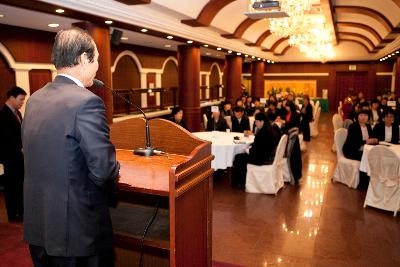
[93,79,154,156]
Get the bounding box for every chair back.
[203,114,208,131]
[368,146,400,183]
[286,127,299,157]
[314,106,321,123]
[313,101,320,117]
[332,113,343,132]
[334,128,347,158]
[224,116,232,130]
[249,116,255,132]
[272,134,288,166]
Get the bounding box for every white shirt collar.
[57,74,84,88]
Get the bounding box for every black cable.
[139,202,159,267]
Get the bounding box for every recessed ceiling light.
[396,51,399,54]
[167,35,173,39]
[204,44,208,47]
[165,44,172,48]
[0,14,4,18]
[245,54,249,57]
[251,56,255,59]
[187,40,193,44]
[105,20,113,24]
[237,52,241,55]
[392,53,395,56]
[48,23,60,28]
[388,55,391,57]
[121,37,128,40]
[206,52,211,55]
[257,57,261,60]
[227,50,232,54]
[267,59,271,63]
[217,47,222,51]
[271,61,275,64]
[263,59,266,61]
[141,28,148,32]
[55,9,64,13]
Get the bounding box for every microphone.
[93,79,155,156]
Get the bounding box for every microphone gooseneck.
[93,79,154,156]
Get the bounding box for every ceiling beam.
[221,18,259,39]
[337,22,383,42]
[338,38,376,53]
[262,37,288,53]
[245,30,271,47]
[338,31,376,50]
[274,45,292,56]
[392,0,400,8]
[181,0,235,27]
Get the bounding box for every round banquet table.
[192,131,254,170]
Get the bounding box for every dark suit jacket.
[168,117,187,130]
[231,116,250,133]
[373,122,399,144]
[22,76,120,257]
[248,125,281,165]
[0,104,24,177]
[206,117,227,132]
[343,122,374,161]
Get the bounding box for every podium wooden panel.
[110,118,214,267]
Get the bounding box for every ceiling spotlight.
[204,44,209,47]
[187,40,193,44]
[140,28,148,32]
[167,35,173,39]
[251,56,255,59]
[48,23,60,28]
[164,44,172,48]
[105,20,113,24]
[120,37,128,40]
[267,59,271,63]
[237,52,242,55]
[217,47,222,51]
[392,53,395,56]
[257,57,261,60]
[388,55,392,57]
[245,54,249,57]
[262,59,266,61]
[227,50,232,54]
[55,9,64,13]
[271,61,275,63]
[396,51,399,54]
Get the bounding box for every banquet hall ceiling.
[1,0,400,62]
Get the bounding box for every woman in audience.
[281,101,300,131]
[168,106,187,129]
[373,109,399,144]
[299,95,313,147]
[221,101,232,117]
[370,99,381,126]
[206,108,228,132]
[232,113,281,189]
[266,101,278,122]
[342,110,378,189]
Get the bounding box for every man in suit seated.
[232,113,281,188]
[231,106,250,133]
[373,109,399,144]
[206,108,227,132]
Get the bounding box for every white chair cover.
[313,101,320,118]
[203,114,208,131]
[364,146,400,216]
[249,116,255,132]
[245,135,288,195]
[283,128,299,184]
[331,113,344,152]
[298,133,306,152]
[332,128,360,188]
[224,116,232,130]
[310,106,321,137]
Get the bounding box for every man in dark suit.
[0,86,27,221]
[231,106,250,133]
[22,28,120,267]
[373,109,399,144]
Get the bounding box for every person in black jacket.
[0,86,27,221]
[206,108,227,132]
[168,106,187,129]
[281,101,300,132]
[232,113,281,188]
[231,106,250,133]
[299,95,313,143]
[373,109,399,144]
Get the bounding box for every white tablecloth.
[360,144,400,174]
[192,131,254,170]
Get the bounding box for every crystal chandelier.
[280,0,312,16]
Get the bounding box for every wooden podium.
[110,118,214,267]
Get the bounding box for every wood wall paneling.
[0,53,15,106]
[147,73,156,107]
[210,65,220,99]
[28,69,52,95]
[200,57,225,72]
[161,60,178,107]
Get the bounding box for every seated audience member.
[235,98,244,108]
[267,101,278,122]
[206,108,228,132]
[221,101,232,117]
[251,107,264,134]
[169,106,187,129]
[281,101,300,132]
[359,101,370,111]
[232,113,281,188]
[231,106,250,133]
[268,95,277,105]
[245,96,254,116]
[380,97,389,112]
[373,109,399,144]
[370,99,381,126]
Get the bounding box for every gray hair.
[51,28,95,69]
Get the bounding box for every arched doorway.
[0,53,15,106]
[112,55,141,114]
[161,59,178,106]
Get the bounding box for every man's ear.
[79,52,88,65]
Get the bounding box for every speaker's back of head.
[110,29,123,46]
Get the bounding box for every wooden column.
[178,45,201,132]
[225,55,242,103]
[73,22,113,123]
[395,57,400,95]
[251,60,265,98]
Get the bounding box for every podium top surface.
[116,149,189,196]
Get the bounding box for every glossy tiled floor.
[212,113,400,267]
